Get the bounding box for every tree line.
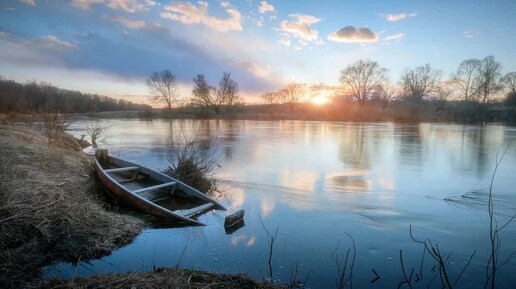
[0,77,151,114]
[259,56,516,110]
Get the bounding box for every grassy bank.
[0,125,144,288]
[43,268,281,289]
[0,125,285,289]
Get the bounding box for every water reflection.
[58,119,516,289]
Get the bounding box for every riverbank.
[0,125,286,289]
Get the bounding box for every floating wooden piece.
[224,209,245,229]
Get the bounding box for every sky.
[1,0,515,104]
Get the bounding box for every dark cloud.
[328,26,378,43]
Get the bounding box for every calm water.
[46,119,516,288]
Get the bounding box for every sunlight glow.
[311,95,329,105]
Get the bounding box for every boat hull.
[93,154,225,226]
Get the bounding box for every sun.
[311,95,329,105]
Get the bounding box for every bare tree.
[261,92,279,105]
[399,64,442,101]
[450,59,481,102]
[434,85,453,111]
[280,83,305,111]
[191,73,240,114]
[339,59,388,103]
[191,74,216,108]
[371,83,397,110]
[146,70,179,112]
[475,56,502,104]
[217,72,241,106]
[500,72,516,95]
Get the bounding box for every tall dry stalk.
[484,141,516,289]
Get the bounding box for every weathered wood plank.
[178,203,214,218]
[224,209,245,228]
[105,166,140,173]
[132,181,177,194]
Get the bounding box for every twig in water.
[332,234,356,289]
[259,215,279,280]
[175,245,188,269]
[484,141,515,289]
[397,249,413,289]
[370,269,380,283]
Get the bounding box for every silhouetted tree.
[500,72,516,95]
[191,74,215,108]
[217,72,240,106]
[261,92,279,105]
[399,64,442,101]
[371,83,397,110]
[280,83,305,111]
[190,73,240,114]
[339,59,388,103]
[146,70,179,112]
[451,59,481,102]
[475,56,502,104]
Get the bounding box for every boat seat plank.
[149,196,169,203]
[105,166,140,173]
[178,203,214,218]
[132,181,177,195]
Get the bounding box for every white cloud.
[241,61,269,78]
[71,0,103,11]
[71,0,153,13]
[18,0,36,6]
[0,33,77,51]
[160,1,242,32]
[258,1,274,14]
[105,15,164,31]
[220,1,230,8]
[380,12,417,22]
[279,14,320,42]
[464,31,478,38]
[107,0,146,12]
[383,33,405,42]
[279,37,290,47]
[328,26,378,43]
[40,35,77,49]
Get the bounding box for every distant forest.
[0,77,151,114]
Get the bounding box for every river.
[45,119,516,289]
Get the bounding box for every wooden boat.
[93,149,226,226]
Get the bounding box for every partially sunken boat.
[94,149,226,226]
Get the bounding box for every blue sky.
[1,0,515,103]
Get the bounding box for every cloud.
[380,12,417,22]
[383,33,405,43]
[71,0,152,13]
[72,0,106,11]
[258,1,274,14]
[40,35,77,49]
[105,15,165,31]
[241,61,269,78]
[464,31,478,38]
[18,0,36,6]
[328,26,378,43]
[279,14,320,42]
[160,1,242,32]
[279,37,290,47]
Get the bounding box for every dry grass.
[0,125,144,288]
[43,268,284,289]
